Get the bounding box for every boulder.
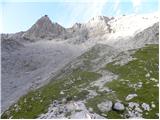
[113,102,125,111]
[125,94,137,101]
[97,100,113,112]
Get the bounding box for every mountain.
[108,22,159,51]
[22,15,65,40]
[1,13,159,119]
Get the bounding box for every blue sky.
[0,0,159,33]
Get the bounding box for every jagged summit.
[87,16,110,27]
[89,16,110,22]
[22,15,65,40]
[72,23,82,29]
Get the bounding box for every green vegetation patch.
[86,44,159,119]
[1,69,101,119]
[105,44,159,118]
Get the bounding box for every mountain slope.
[1,40,86,113]
[2,42,158,119]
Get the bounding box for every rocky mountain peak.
[84,16,110,30]
[36,15,51,24]
[88,16,110,24]
[22,15,65,40]
[72,23,82,29]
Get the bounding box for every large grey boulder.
[113,102,125,111]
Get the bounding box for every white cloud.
[113,0,121,15]
[0,4,2,33]
[113,0,120,11]
[65,0,108,27]
[131,0,141,7]
[131,0,142,13]
[116,9,121,16]
[4,0,108,3]
[82,0,107,18]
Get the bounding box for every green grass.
[86,44,159,119]
[105,44,159,118]
[1,69,101,119]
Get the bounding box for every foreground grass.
[1,69,101,119]
[86,44,159,118]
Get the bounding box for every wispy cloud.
[113,0,121,15]
[131,0,142,13]
[64,0,108,27]
[0,3,2,33]
[113,0,120,11]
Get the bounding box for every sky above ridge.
[0,0,159,33]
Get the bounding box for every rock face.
[113,102,125,111]
[97,100,113,112]
[23,15,65,40]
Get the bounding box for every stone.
[113,102,125,111]
[151,103,156,108]
[101,113,107,117]
[141,103,150,111]
[88,107,93,112]
[128,102,139,108]
[70,111,91,119]
[134,107,143,113]
[125,94,137,101]
[60,91,64,95]
[145,73,150,77]
[97,100,113,112]
[62,98,67,103]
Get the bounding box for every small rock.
[113,102,125,111]
[101,113,107,117]
[151,103,156,108]
[128,102,139,108]
[60,91,64,95]
[62,98,67,103]
[97,100,113,112]
[134,107,143,113]
[150,78,157,82]
[88,107,93,112]
[145,73,150,77]
[141,103,150,111]
[125,94,137,101]
[156,113,159,117]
